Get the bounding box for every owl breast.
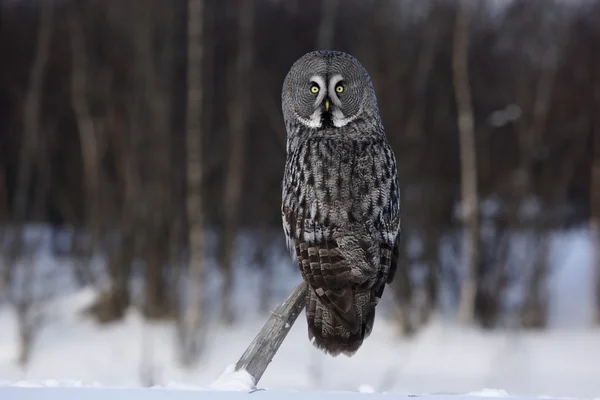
[281,130,400,356]
[282,134,399,249]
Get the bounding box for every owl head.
[281,50,380,131]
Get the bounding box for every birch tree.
[219,0,255,325]
[179,0,206,366]
[453,1,479,325]
[11,2,54,366]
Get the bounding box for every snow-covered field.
[0,227,598,399]
[0,385,554,400]
[1,294,599,398]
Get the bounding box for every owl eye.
[310,84,320,94]
[335,84,344,93]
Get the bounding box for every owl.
[281,50,401,357]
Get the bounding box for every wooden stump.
[234,281,308,387]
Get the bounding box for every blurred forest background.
[1,0,600,370]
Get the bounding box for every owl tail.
[305,288,375,357]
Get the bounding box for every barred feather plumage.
[281,50,400,357]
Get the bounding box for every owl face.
[282,50,376,130]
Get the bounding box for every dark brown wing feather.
[295,240,359,332]
[283,196,399,356]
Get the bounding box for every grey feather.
[281,50,401,357]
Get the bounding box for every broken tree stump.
[234,281,308,387]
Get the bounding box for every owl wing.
[372,220,400,303]
[373,161,402,302]
[282,206,362,332]
[387,233,400,284]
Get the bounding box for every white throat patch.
[298,109,323,129]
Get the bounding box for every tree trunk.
[0,167,7,222]
[421,229,440,325]
[143,226,172,319]
[12,2,54,366]
[592,77,600,324]
[219,0,254,325]
[406,1,440,140]
[453,1,479,325]
[68,12,103,290]
[91,226,134,323]
[590,21,600,324]
[14,4,53,224]
[179,0,206,367]
[123,0,176,321]
[256,230,273,314]
[515,23,565,329]
[136,183,174,320]
[521,233,549,329]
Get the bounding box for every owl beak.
[324,98,331,112]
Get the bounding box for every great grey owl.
[281,50,401,357]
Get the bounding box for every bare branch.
[235,281,307,387]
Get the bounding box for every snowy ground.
[0,386,556,400]
[0,227,598,399]
[0,288,598,399]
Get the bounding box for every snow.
[0,381,579,400]
[358,384,377,393]
[210,365,255,391]
[467,389,510,397]
[0,385,561,400]
[0,288,598,398]
[0,227,598,399]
